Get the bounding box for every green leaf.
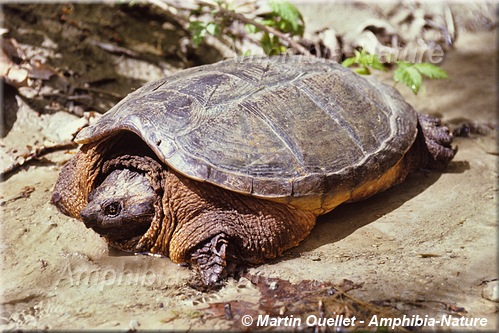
[341,57,356,68]
[269,0,302,31]
[188,21,207,48]
[341,49,385,72]
[412,63,449,79]
[355,67,371,75]
[205,22,221,36]
[188,21,206,33]
[365,54,385,71]
[260,32,286,55]
[394,61,448,94]
[259,18,277,27]
[356,49,385,71]
[268,0,304,36]
[394,62,423,94]
[260,32,274,55]
[245,23,259,34]
[188,21,223,48]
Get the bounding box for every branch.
[197,0,312,56]
[147,0,241,56]
[151,0,312,57]
[1,140,78,180]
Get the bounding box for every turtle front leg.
[188,233,237,290]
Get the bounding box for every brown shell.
[76,56,417,214]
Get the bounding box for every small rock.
[269,281,278,290]
[482,280,499,302]
[129,319,140,331]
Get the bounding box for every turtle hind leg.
[416,113,457,171]
[188,233,238,291]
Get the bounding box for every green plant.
[187,0,307,55]
[342,49,448,95]
[183,0,449,95]
[258,0,304,54]
[393,61,448,94]
[341,49,386,75]
[189,21,222,48]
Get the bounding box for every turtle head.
[80,169,155,241]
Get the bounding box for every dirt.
[1,2,497,332]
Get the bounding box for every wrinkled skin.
[51,136,318,289]
[52,114,455,290]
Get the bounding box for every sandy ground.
[1,2,497,332]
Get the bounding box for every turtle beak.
[80,204,100,229]
[80,203,121,238]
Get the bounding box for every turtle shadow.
[290,160,470,255]
[1,81,19,138]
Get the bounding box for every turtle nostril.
[80,205,99,228]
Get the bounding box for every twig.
[77,86,125,100]
[1,140,78,180]
[0,186,35,206]
[151,0,312,56]
[88,39,140,58]
[147,0,241,57]
[146,0,191,27]
[197,0,312,56]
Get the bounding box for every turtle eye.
[103,201,121,217]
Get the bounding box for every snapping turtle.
[51,56,455,289]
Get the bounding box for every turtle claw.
[418,114,457,170]
[189,233,233,291]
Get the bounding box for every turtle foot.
[417,114,457,170]
[188,233,236,291]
